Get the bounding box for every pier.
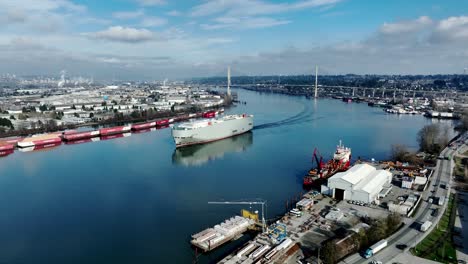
[191,216,256,252]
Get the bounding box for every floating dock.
[191,216,255,252]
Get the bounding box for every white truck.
[420,221,432,232]
[438,196,445,206]
[364,239,388,258]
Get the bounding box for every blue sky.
[0,0,467,79]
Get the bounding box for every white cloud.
[136,0,166,6]
[201,16,291,30]
[0,0,86,13]
[140,17,167,27]
[433,16,468,41]
[84,26,154,43]
[193,0,340,30]
[0,0,100,33]
[380,16,432,34]
[112,9,144,19]
[191,0,341,17]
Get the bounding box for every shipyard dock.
[191,216,256,252]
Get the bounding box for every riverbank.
[0,103,230,138]
[0,90,443,264]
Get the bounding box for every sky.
[0,0,467,79]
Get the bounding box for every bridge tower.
[314,65,318,98]
[227,66,231,97]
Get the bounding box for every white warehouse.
[327,163,392,203]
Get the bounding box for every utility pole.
[314,65,318,98]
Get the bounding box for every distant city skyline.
[0,0,467,79]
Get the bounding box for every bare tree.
[418,124,441,154]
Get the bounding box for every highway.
[340,146,457,264]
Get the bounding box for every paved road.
[340,146,456,264]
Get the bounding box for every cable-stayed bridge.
[194,66,467,99]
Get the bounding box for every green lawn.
[412,195,457,263]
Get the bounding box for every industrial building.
[326,164,392,203]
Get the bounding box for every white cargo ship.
[171,114,253,147]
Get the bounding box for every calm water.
[0,90,453,263]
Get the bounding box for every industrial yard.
[196,154,449,264]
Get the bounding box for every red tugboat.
[303,141,352,186]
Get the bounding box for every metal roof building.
[327,164,392,203]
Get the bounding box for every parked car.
[396,244,407,250]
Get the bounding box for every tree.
[418,124,442,154]
[391,144,410,161]
[130,110,141,119]
[367,219,387,244]
[101,101,107,106]
[39,104,47,112]
[320,240,337,264]
[385,213,402,236]
[71,104,76,110]
[82,105,86,110]
[73,113,80,118]
[89,112,94,118]
[390,144,423,165]
[460,110,468,132]
[0,117,14,129]
[9,115,15,120]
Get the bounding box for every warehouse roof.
[329,163,376,185]
[353,170,392,194]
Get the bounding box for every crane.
[208,199,267,233]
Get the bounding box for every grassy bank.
[412,194,457,263]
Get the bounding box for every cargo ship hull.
[0,149,14,157]
[63,131,100,141]
[131,122,156,130]
[99,125,131,136]
[172,115,253,148]
[18,137,62,148]
[303,142,351,187]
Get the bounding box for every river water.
[0,89,453,263]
